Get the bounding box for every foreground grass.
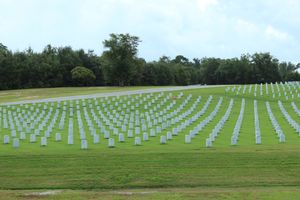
[2,186,300,200]
[0,86,168,103]
[0,145,300,190]
[0,85,300,199]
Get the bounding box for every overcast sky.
[1,0,300,63]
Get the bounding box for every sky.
[0,0,300,63]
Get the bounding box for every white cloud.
[235,19,259,34]
[0,0,299,63]
[264,25,291,41]
[197,0,219,12]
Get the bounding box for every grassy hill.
[0,84,300,199]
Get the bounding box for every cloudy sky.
[0,0,299,63]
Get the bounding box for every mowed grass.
[1,187,300,200]
[0,85,300,199]
[0,86,170,103]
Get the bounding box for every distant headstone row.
[266,101,286,143]
[291,102,300,117]
[254,100,261,144]
[1,87,300,149]
[231,99,245,145]
[225,81,300,101]
[206,98,234,147]
[278,101,300,135]
[187,96,222,144]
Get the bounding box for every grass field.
[0,84,300,199]
[0,86,167,103]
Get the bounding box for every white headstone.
[172,128,178,136]
[81,139,88,150]
[206,138,212,147]
[279,134,285,143]
[127,130,133,138]
[122,125,126,132]
[68,134,73,145]
[113,128,118,135]
[135,127,140,135]
[55,133,61,141]
[30,134,36,143]
[104,131,110,139]
[185,135,191,143]
[13,138,19,148]
[231,137,237,145]
[160,135,166,144]
[143,132,149,141]
[20,132,26,140]
[134,137,141,145]
[3,135,9,144]
[108,138,115,148]
[93,134,100,144]
[255,135,261,144]
[166,132,172,140]
[156,126,161,133]
[119,133,125,142]
[150,129,156,137]
[41,137,47,146]
[11,130,16,137]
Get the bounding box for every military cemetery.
[1,82,298,151]
[0,82,299,150]
[2,0,300,199]
[1,79,300,199]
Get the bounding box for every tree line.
[0,33,299,90]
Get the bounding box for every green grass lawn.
[0,86,172,103]
[0,84,300,199]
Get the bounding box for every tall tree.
[102,33,141,86]
[71,66,96,86]
[251,53,280,83]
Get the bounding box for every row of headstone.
[225,82,300,100]
[265,101,286,143]
[2,91,169,120]
[206,98,234,147]
[173,96,213,139]
[92,94,192,141]
[248,85,252,94]
[184,96,218,142]
[63,93,195,148]
[291,102,300,117]
[104,94,201,147]
[92,94,190,129]
[3,136,21,148]
[4,91,170,122]
[253,100,261,144]
[231,99,245,145]
[173,96,206,134]
[3,108,55,141]
[4,92,186,142]
[236,86,242,95]
[278,101,300,135]
[242,85,247,95]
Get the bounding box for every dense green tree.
[251,53,281,83]
[174,64,191,85]
[199,58,222,84]
[142,63,158,85]
[172,55,190,66]
[216,58,248,84]
[103,33,141,86]
[1,34,300,90]
[0,43,19,89]
[71,66,96,86]
[155,62,174,85]
[278,62,299,81]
